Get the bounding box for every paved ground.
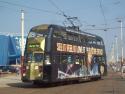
[0,70,125,94]
[0,74,21,87]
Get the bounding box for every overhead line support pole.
[21,10,24,77]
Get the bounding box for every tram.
[21,24,107,84]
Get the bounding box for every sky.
[0,0,125,61]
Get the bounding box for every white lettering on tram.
[56,42,103,55]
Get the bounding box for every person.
[0,69,2,77]
[121,64,125,78]
[16,67,19,76]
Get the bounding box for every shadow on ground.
[7,82,81,89]
[114,77,125,81]
[7,79,102,89]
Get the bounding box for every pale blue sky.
[0,0,125,61]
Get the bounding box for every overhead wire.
[47,0,71,20]
[84,26,125,31]
[98,0,107,26]
[47,0,64,14]
[47,0,83,28]
[1,0,122,32]
[0,0,62,16]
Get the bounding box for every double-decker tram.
[21,24,107,84]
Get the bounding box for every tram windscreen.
[34,53,43,62]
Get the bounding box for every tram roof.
[31,24,103,41]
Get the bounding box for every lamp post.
[21,10,24,58]
[118,20,124,65]
[115,36,118,63]
[118,19,124,77]
[21,10,24,77]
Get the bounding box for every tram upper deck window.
[53,30,67,39]
[81,36,86,43]
[67,33,81,42]
[97,41,101,45]
[28,30,48,38]
[73,35,81,42]
[97,40,103,45]
[88,40,93,44]
[93,40,97,44]
[67,34,74,40]
[100,41,104,45]
[28,32,37,38]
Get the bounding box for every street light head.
[115,35,117,38]
[117,20,121,23]
[104,29,107,31]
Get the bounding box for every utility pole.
[121,21,124,64]
[21,10,24,68]
[115,36,118,63]
[118,20,124,64]
[118,19,124,77]
[110,42,115,64]
[120,20,123,64]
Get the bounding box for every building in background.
[0,35,26,66]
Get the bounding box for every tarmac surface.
[0,74,21,88]
[0,70,125,94]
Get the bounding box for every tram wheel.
[33,81,40,85]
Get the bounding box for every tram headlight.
[23,73,26,76]
[38,73,41,77]
[26,66,29,69]
[35,66,39,70]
